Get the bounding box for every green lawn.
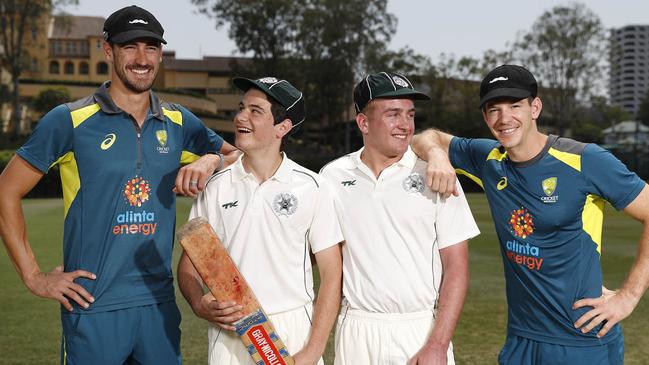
[1,194,648,364]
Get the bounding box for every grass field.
[1,194,648,364]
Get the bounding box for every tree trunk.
[11,72,22,139]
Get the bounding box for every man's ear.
[531,97,542,120]
[356,113,369,135]
[276,119,293,138]
[103,41,113,62]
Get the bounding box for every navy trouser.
[498,333,624,365]
[60,301,182,365]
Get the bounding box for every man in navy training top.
[411,64,649,365]
[0,5,238,365]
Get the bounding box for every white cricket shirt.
[320,147,480,313]
[190,153,343,314]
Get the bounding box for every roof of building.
[162,54,252,73]
[602,120,649,134]
[50,16,105,40]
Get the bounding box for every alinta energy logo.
[506,207,543,271]
[112,176,157,236]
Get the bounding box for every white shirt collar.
[231,152,293,184]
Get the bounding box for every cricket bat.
[177,217,294,365]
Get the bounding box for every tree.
[192,0,303,76]
[0,0,77,139]
[512,3,607,135]
[637,88,649,126]
[32,86,70,115]
[193,0,397,153]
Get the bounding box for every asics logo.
[101,133,117,150]
[489,76,508,84]
[497,177,508,190]
[129,19,148,24]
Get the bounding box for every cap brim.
[479,88,531,108]
[375,88,431,101]
[110,29,167,44]
[232,77,260,93]
[233,77,285,106]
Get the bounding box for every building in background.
[610,25,649,116]
[602,120,649,148]
[2,13,246,135]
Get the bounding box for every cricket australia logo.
[540,177,558,204]
[403,172,424,193]
[273,193,298,216]
[156,130,169,154]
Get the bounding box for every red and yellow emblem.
[123,176,151,207]
[509,207,534,239]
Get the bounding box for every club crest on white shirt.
[403,172,424,193]
[273,193,298,216]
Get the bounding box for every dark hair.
[268,97,290,151]
[269,98,288,125]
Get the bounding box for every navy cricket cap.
[103,5,167,45]
[353,72,430,113]
[233,77,306,129]
[479,64,537,109]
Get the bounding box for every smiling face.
[234,88,291,154]
[482,97,542,155]
[105,39,161,93]
[357,98,415,160]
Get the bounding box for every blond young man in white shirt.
[320,72,480,365]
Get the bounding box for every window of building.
[31,58,38,71]
[64,61,74,75]
[52,40,63,56]
[66,41,75,55]
[49,60,60,74]
[96,40,102,50]
[96,61,108,75]
[80,42,89,55]
[79,61,89,75]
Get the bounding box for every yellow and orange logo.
[123,176,151,207]
[509,207,534,239]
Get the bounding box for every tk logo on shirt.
[341,180,356,187]
[222,201,238,209]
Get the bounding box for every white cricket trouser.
[208,304,324,365]
[334,306,455,365]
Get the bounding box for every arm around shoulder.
[411,129,458,197]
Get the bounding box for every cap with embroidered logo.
[103,5,166,45]
[479,64,537,109]
[233,77,305,129]
[353,72,430,113]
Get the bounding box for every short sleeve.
[449,137,500,181]
[434,179,481,249]
[189,188,227,241]
[308,179,344,253]
[16,104,74,173]
[581,144,646,210]
[179,105,224,156]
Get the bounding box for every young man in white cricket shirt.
[320,72,480,365]
[178,77,343,365]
